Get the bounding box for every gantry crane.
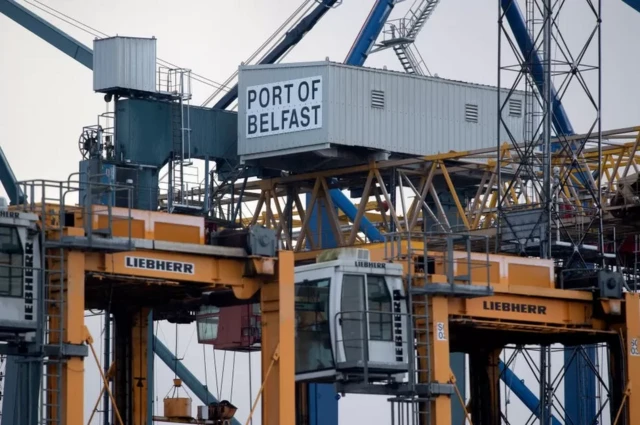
[3,0,640,424]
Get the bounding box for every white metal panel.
[324,63,532,156]
[93,36,157,93]
[237,61,536,165]
[0,214,41,337]
[238,62,330,157]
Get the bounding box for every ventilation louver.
[371,90,385,109]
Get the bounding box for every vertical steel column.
[625,292,640,423]
[539,345,552,425]
[103,314,111,425]
[260,251,295,425]
[0,356,41,425]
[541,0,552,260]
[203,157,210,214]
[500,0,599,420]
[429,297,451,425]
[131,308,151,425]
[146,311,154,425]
[564,346,596,424]
[59,251,86,425]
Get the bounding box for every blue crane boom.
[0,0,92,69]
[0,0,93,204]
[0,146,25,205]
[344,0,396,66]
[500,0,573,136]
[212,0,341,110]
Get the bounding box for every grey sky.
[2,0,639,423]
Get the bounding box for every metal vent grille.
[465,104,478,123]
[371,90,385,109]
[509,99,523,117]
[356,249,370,261]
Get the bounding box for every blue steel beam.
[329,188,383,242]
[0,0,92,204]
[0,0,92,69]
[344,0,396,67]
[152,336,242,425]
[623,0,640,13]
[213,0,340,110]
[0,146,25,205]
[0,356,41,425]
[499,361,561,425]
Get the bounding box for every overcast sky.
[2,0,640,424]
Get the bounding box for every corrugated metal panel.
[93,36,157,93]
[237,61,536,164]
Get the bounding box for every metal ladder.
[524,0,542,144]
[40,243,66,425]
[169,69,193,207]
[386,234,434,425]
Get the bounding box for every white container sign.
[245,76,322,139]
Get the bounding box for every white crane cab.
[294,248,409,383]
[0,209,42,341]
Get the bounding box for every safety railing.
[157,171,207,212]
[14,176,134,247]
[157,66,193,100]
[329,309,429,392]
[384,231,491,290]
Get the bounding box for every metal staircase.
[392,43,429,76]
[404,0,440,40]
[378,0,441,76]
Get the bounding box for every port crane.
[3,0,640,422]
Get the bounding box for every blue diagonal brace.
[152,336,241,425]
[0,146,25,205]
[499,361,561,425]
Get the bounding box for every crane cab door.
[334,269,408,375]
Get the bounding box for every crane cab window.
[0,226,23,297]
[341,274,366,362]
[196,305,220,343]
[340,274,394,360]
[367,275,392,341]
[295,278,333,374]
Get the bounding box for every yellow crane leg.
[113,307,152,425]
[430,296,451,425]
[47,250,86,425]
[132,308,151,425]
[260,251,295,425]
[625,292,640,422]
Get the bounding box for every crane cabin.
[195,247,410,383]
[0,207,42,342]
[294,248,409,383]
